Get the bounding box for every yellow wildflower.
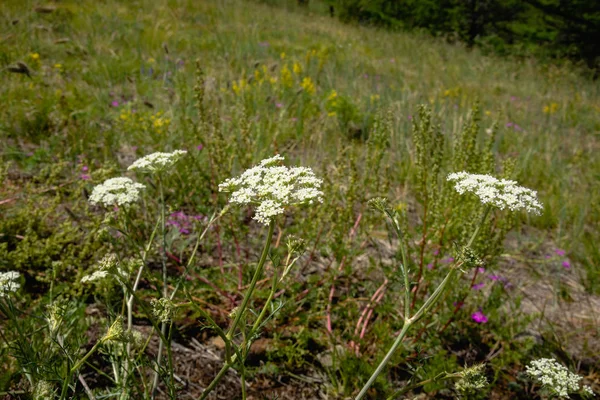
[280,52,286,60]
[54,63,62,70]
[29,53,40,61]
[543,102,559,114]
[300,77,316,95]
[293,62,302,75]
[281,65,293,88]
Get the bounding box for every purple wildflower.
[471,282,485,290]
[433,249,440,256]
[472,310,488,324]
[111,101,119,107]
[555,249,566,256]
[489,275,501,281]
[506,122,513,128]
[562,261,571,269]
[197,144,204,151]
[478,267,485,273]
[442,257,455,264]
[426,263,434,270]
[166,211,205,235]
[81,165,89,172]
[80,174,91,181]
[276,103,283,108]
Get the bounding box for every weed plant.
[1,0,598,398]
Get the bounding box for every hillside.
[0,0,599,398]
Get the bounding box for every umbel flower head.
[0,271,20,297]
[526,358,586,398]
[218,155,323,225]
[447,172,543,215]
[128,150,187,173]
[89,177,145,207]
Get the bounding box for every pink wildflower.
[472,310,488,324]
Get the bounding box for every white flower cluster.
[127,150,187,173]
[526,358,584,398]
[81,270,109,283]
[81,254,123,284]
[0,271,20,297]
[447,172,543,215]
[89,177,145,207]
[218,155,323,225]
[584,386,596,397]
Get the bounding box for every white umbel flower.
[447,171,543,215]
[81,270,110,283]
[89,177,145,207]
[526,358,583,398]
[219,155,323,225]
[0,271,20,297]
[81,254,123,284]
[127,150,187,173]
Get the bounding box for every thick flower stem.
[198,220,275,400]
[355,321,412,400]
[226,220,275,339]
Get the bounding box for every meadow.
[0,0,599,398]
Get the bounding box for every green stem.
[198,219,275,400]
[467,205,491,248]
[152,175,169,399]
[226,220,275,339]
[355,321,412,400]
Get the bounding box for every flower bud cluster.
[0,271,20,297]
[218,155,323,225]
[151,298,176,323]
[447,172,542,215]
[455,363,488,394]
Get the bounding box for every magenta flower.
[196,144,203,151]
[80,174,91,181]
[478,267,485,273]
[81,165,89,172]
[276,103,283,108]
[562,261,571,269]
[442,257,455,264]
[111,101,119,107]
[555,249,566,256]
[472,310,488,324]
[489,275,501,281]
[426,263,434,270]
[471,282,485,290]
[166,211,206,234]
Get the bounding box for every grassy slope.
[1,0,600,397]
[2,0,598,287]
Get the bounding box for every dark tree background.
[327,0,600,71]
